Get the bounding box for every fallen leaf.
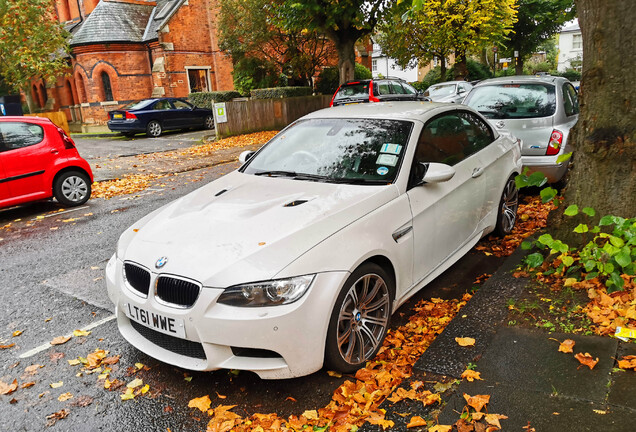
[574,352,599,370]
[406,416,427,428]
[51,336,71,345]
[484,413,508,428]
[461,369,483,382]
[126,378,143,389]
[455,337,476,347]
[216,391,227,399]
[0,379,18,395]
[558,339,576,353]
[141,384,150,394]
[286,396,297,402]
[50,381,63,389]
[0,343,15,349]
[102,356,120,365]
[135,362,144,370]
[21,381,35,389]
[302,410,319,420]
[73,329,91,337]
[327,370,342,378]
[12,330,23,337]
[45,409,69,427]
[70,395,93,407]
[68,359,81,366]
[120,387,135,401]
[24,364,42,375]
[593,409,607,415]
[58,392,73,402]
[188,395,212,413]
[617,355,636,370]
[464,394,490,412]
[429,425,453,432]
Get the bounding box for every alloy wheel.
[61,175,89,203]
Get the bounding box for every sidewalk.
[364,246,636,431]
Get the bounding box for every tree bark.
[551,0,636,237]
[453,50,468,80]
[515,56,524,75]
[440,56,447,80]
[335,38,357,84]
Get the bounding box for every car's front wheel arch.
[52,168,92,206]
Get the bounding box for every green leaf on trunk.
[582,207,596,217]
[564,205,579,216]
[525,253,544,268]
[540,187,558,203]
[573,224,589,233]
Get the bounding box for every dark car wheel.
[495,175,519,237]
[54,171,91,207]
[204,115,214,129]
[325,262,393,373]
[146,120,162,138]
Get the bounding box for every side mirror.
[418,162,455,184]
[239,150,255,165]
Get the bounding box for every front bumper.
[105,254,348,379]
[520,155,570,183]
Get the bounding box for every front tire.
[325,263,393,373]
[204,115,214,129]
[494,175,519,237]
[54,171,91,207]
[146,120,162,137]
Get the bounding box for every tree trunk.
[551,1,636,237]
[440,56,447,80]
[453,50,468,80]
[23,86,34,114]
[515,56,524,75]
[335,38,357,84]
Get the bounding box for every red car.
[0,117,93,209]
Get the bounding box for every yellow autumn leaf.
[429,426,452,432]
[141,384,150,394]
[135,362,144,370]
[461,369,483,382]
[50,381,63,389]
[50,336,71,345]
[121,388,135,401]
[67,359,81,366]
[126,378,143,389]
[302,410,319,420]
[406,416,427,428]
[455,337,476,347]
[58,392,73,402]
[12,330,23,337]
[73,329,91,337]
[188,395,211,413]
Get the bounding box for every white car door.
[406,112,486,286]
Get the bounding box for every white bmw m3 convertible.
[106,102,522,379]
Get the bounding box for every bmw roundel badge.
[155,256,168,269]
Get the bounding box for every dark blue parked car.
[107,98,214,138]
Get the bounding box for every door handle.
[471,167,484,178]
[50,149,59,155]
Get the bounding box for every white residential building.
[371,43,419,82]
[557,20,583,72]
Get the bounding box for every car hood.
[121,171,398,287]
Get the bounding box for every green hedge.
[189,91,242,108]
[250,86,313,99]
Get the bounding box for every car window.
[122,100,154,110]
[464,83,556,119]
[242,118,413,184]
[154,100,172,110]
[401,82,418,95]
[562,83,579,116]
[0,122,44,150]
[334,83,369,101]
[427,84,457,97]
[414,113,470,166]
[173,100,192,110]
[376,81,392,95]
[456,111,495,156]
[390,82,407,94]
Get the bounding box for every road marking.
[35,206,90,220]
[18,314,116,359]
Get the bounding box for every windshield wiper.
[254,171,328,182]
[325,178,390,185]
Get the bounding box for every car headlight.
[217,275,315,307]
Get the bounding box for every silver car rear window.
[464,83,556,119]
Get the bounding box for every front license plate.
[113,113,124,119]
[124,303,186,338]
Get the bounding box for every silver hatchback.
[463,76,579,183]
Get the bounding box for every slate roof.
[70,1,156,46]
[143,0,187,42]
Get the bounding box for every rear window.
[121,100,154,110]
[0,122,44,150]
[333,83,369,102]
[464,83,556,119]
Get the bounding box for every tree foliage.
[406,0,518,79]
[276,0,391,84]
[505,0,576,74]
[217,0,336,92]
[0,0,68,92]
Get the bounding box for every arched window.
[76,74,86,103]
[39,83,48,105]
[65,80,75,106]
[101,72,113,101]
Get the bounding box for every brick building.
[33,0,234,130]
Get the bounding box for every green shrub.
[250,86,313,99]
[355,63,372,80]
[448,59,492,81]
[558,69,582,82]
[189,91,242,108]
[232,57,281,96]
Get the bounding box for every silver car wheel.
[147,120,162,137]
[336,273,390,364]
[204,115,214,129]
[61,175,89,203]
[498,177,519,235]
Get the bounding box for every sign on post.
[214,103,227,124]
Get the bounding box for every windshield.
[122,100,154,110]
[333,83,370,102]
[242,118,413,184]
[427,84,456,97]
[464,83,556,119]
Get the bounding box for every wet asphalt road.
[0,135,506,431]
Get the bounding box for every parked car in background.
[330,77,428,106]
[107,98,215,138]
[463,76,579,183]
[424,81,474,103]
[107,102,521,379]
[0,117,93,209]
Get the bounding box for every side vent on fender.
[284,200,308,207]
